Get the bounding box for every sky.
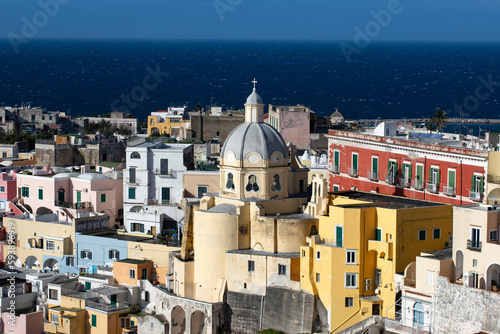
[1,0,500,41]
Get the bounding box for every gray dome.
[53,172,80,179]
[246,89,263,105]
[78,173,111,180]
[221,122,288,161]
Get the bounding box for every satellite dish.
[375,288,380,295]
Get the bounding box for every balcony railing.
[329,165,339,174]
[399,178,410,188]
[125,177,141,184]
[155,168,175,177]
[161,199,172,205]
[385,174,397,185]
[54,201,92,210]
[467,239,482,251]
[469,191,482,202]
[367,171,378,181]
[348,167,358,177]
[443,186,455,196]
[413,179,424,190]
[426,182,438,193]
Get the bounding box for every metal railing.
[385,174,397,185]
[329,165,339,174]
[426,183,438,193]
[125,177,141,184]
[155,168,175,177]
[399,178,410,188]
[322,238,343,248]
[385,319,430,334]
[443,186,455,196]
[54,201,92,210]
[348,167,358,177]
[367,171,378,181]
[469,191,482,202]
[467,239,482,251]
[86,299,130,312]
[413,179,424,190]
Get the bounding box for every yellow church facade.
[301,188,453,332]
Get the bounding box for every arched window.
[245,175,260,192]
[130,152,141,159]
[271,174,282,191]
[226,173,235,190]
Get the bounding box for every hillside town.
[1,83,500,334]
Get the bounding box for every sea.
[1,39,500,132]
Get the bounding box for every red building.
[327,130,488,205]
[0,172,17,212]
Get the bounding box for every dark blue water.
[1,39,500,121]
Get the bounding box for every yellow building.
[300,189,453,333]
[113,258,153,285]
[173,82,317,308]
[147,110,184,136]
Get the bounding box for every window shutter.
[88,252,92,260]
[480,176,484,192]
[429,168,432,182]
[402,165,406,179]
[116,251,120,260]
[388,161,391,172]
[471,175,475,192]
[109,250,112,259]
[140,224,144,233]
[437,169,440,184]
[395,162,398,175]
[409,164,412,179]
[81,251,84,258]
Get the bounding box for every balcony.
[368,240,393,260]
[54,201,92,210]
[426,182,439,193]
[443,186,455,196]
[125,177,141,184]
[348,167,358,177]
[155,169,176,177]
[329,165,339,174]
[413,179,424,190]
[469,191,483,202]
[467,239,482,251]
[399,178,410,188]
[367,171,378,181]
[385,174,397,185]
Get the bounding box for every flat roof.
[331,190,446,210]
[116,258,152,265]
[227,249,299,258]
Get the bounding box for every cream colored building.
[173,82,317,305]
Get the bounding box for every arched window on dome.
[130,152,141,159]
[245,175,260,192]
[271,174,281,191]
[226,173,235,191]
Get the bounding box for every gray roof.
[78,173,112,180]
[53,172,80,179]
[221,122,288,161]
[206,203,237,215]
[246,88,263,105]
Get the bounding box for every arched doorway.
[456,250,464,280]
[36,207,53,215]
[171,305,186,334]
[5,254,22,268]
[191,310,206,334]
[486,263,500,290]
[413,302,424,329]
[25,255,40,268]
[44,258,59,272]
[24,204,33,214]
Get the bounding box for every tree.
[428,109,448,132]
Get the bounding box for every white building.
[123,141,194,236]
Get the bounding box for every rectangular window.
[336,226,343,247]
[38,188,43,200]
[278,264,286,275]
[31,115,35,122]
[91,314,97,327]
[402,162,412,180]
[333,185,340,192]
[416,164,424,183]
[42,116,45,120]
[376,228,382,241]
[426,272,434,285]
[334,150,340,168]
[448,169,456,188]
[472,272,479,288]
[372,156,378,176]
[129,187,136,199]
[429,167,440,184]
[352,153,358,173]
[316,273,320,283]
[490,230,498,241]
[100,194,106,202]
[49,116,52,120]
[0,185,5,193]
[160,159,169,175]
[161,187,171,204]
[345,273,357,288]
[66,257,75,266]
[418,229,427,241]
[374,269,382,287]
[85,281,91,290]
[216,131,220,136]
[21,186,29,198]
[142,268,147,279]
[76,190,81,203]
[129,167,136,183]
[197,185,208,198]
[473,259,478,267]
[49,289,58,299]
[316,251,321,260]
[345,297,353,307]
[248,260,255,272]
[346,250,356,264]
[46,240,55,250]
[471,227,481,249]
[50,313,59,324]
[387,160,397,176]
[302,250,306,258]
[130,269,135,279]
[109,249,120,260]
[81,250,92,259]
[433,228,441,239]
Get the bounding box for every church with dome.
[171,81,318,331]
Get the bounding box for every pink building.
[0,172,17,212]
[13,168,123,227]
[265,104,311,149]
[0,310,44,334]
